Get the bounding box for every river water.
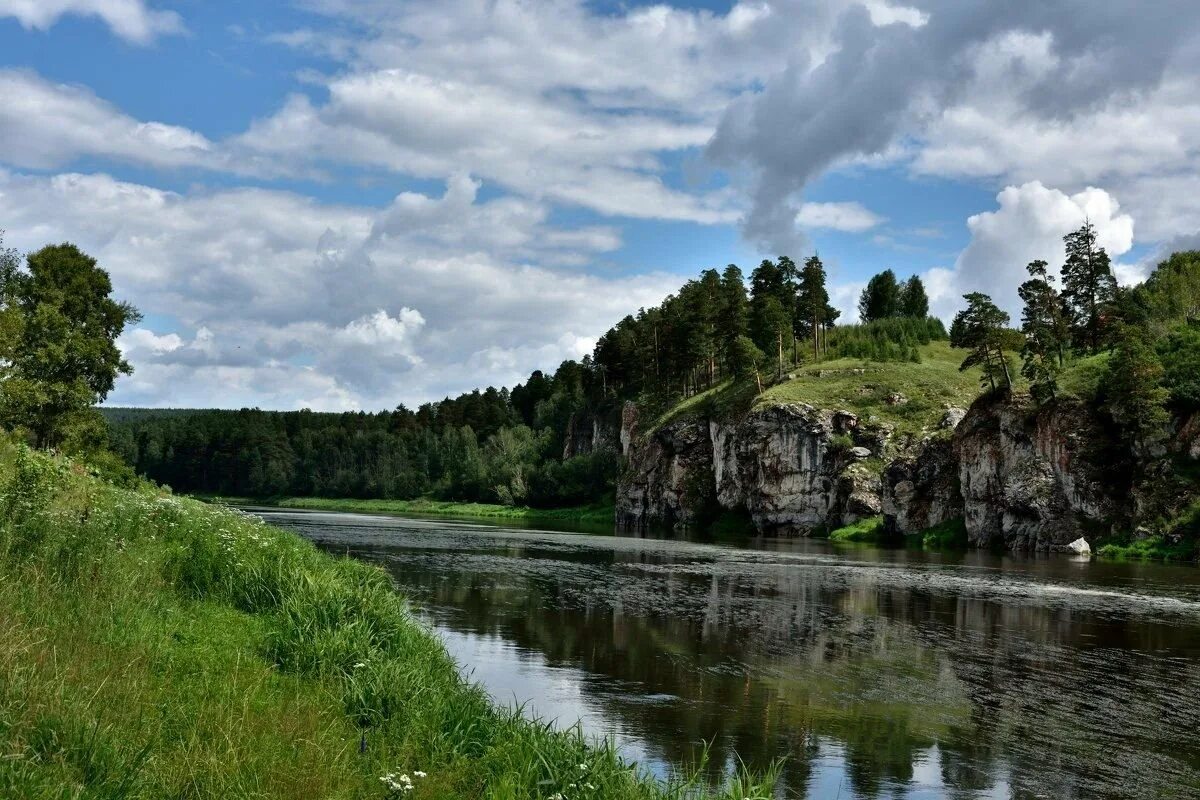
[251,508,1200,800]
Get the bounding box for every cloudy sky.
[1,0,1198,410]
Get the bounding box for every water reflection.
[253,509,1200,800]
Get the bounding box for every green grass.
[827,516,885,542]
[758,342,988,437]
[251,497,616,527]
[0,442,774,799]
[1056,352,1112,400]
[1096,536,1197,561]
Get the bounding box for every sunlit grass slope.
[0,443,773,799]
[658,341,1110,439]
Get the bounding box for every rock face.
[881,437,960,537]
[562,409,617,459]
[615,417,714,530]
[617,403,888,535]
[884,394,1119,551]
[619,390,1138,550]
[954,394,1117,551]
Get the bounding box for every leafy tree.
[1158,321,1200,411]
[796,255,830,358]
[950,292,1014,391]
[898,275,929,318]
[1105,325,1170,452]
[1018,260,1069,405]
[858,269,901,322]
[1,243,141,448]
[1061,221,1117,353]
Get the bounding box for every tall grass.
[0,443,777,799]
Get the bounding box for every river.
[250,507,1200,800]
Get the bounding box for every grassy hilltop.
[0,442,773,799]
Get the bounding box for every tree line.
[949,223,1200,457]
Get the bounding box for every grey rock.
[939,406,967,430]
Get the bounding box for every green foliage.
[898,275,929,319]
[1061,221,1117,354]
[795,255,831,358]
[1103,325,1170,451]
[915,518,968,549]
[1125,250,1200,337]
[825,316,946,362]
[1018,260,1069,405]
[1158,321,1200,410]
[828,516,884,542]
[858,269,901,322]
[1097,536,1197,561]
[950,293,1015,391]
[0,445,778,799]
[0,242,141,449]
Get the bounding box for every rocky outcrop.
[955,394,1117,551]
[615,417,715,530]
[881,436,960,537]
[618,403,890,535]
[562,409,617,459]
[883,394,1120,551]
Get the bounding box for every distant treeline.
[109,255,939,504]
[108,361,618,505]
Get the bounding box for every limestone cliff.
[883,393,1120,551]
[616,401,887,534]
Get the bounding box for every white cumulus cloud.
[0,0,182,44]
[924,181,1134,321]
[796,201,885,232]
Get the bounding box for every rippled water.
[251,508,1200,800]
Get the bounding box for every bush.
[916,518,968,549]
[828,516,884,542]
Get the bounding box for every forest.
[104,257,944,504]
[6,226,1192,513]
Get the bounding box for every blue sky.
[0,0,1194,409]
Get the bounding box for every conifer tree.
[858,269,901,322]
[1061,221,1117,353]
[1018,259,1069,405]
[718,264,749,372]
[1105,325,1170,453]
[950,292,1013,391]
[797,255,830,359]
[898,275,929,318]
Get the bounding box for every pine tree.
[1061,221,1117,353]
[718,264,749,373]
[950,292,1013,391]
[797,255,830,359]
[1018,259,1069,405]
[1105,325,1170,453]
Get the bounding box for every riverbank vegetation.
[0,441,776,798]
[262,496,615,526]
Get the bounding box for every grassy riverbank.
[0,443,772,799]
[268,497,616,526]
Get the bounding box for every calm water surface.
[251,508,1200,800]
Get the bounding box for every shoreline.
[199,495,617,528]
[0,444,772,798]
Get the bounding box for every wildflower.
[413,770,427,778]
